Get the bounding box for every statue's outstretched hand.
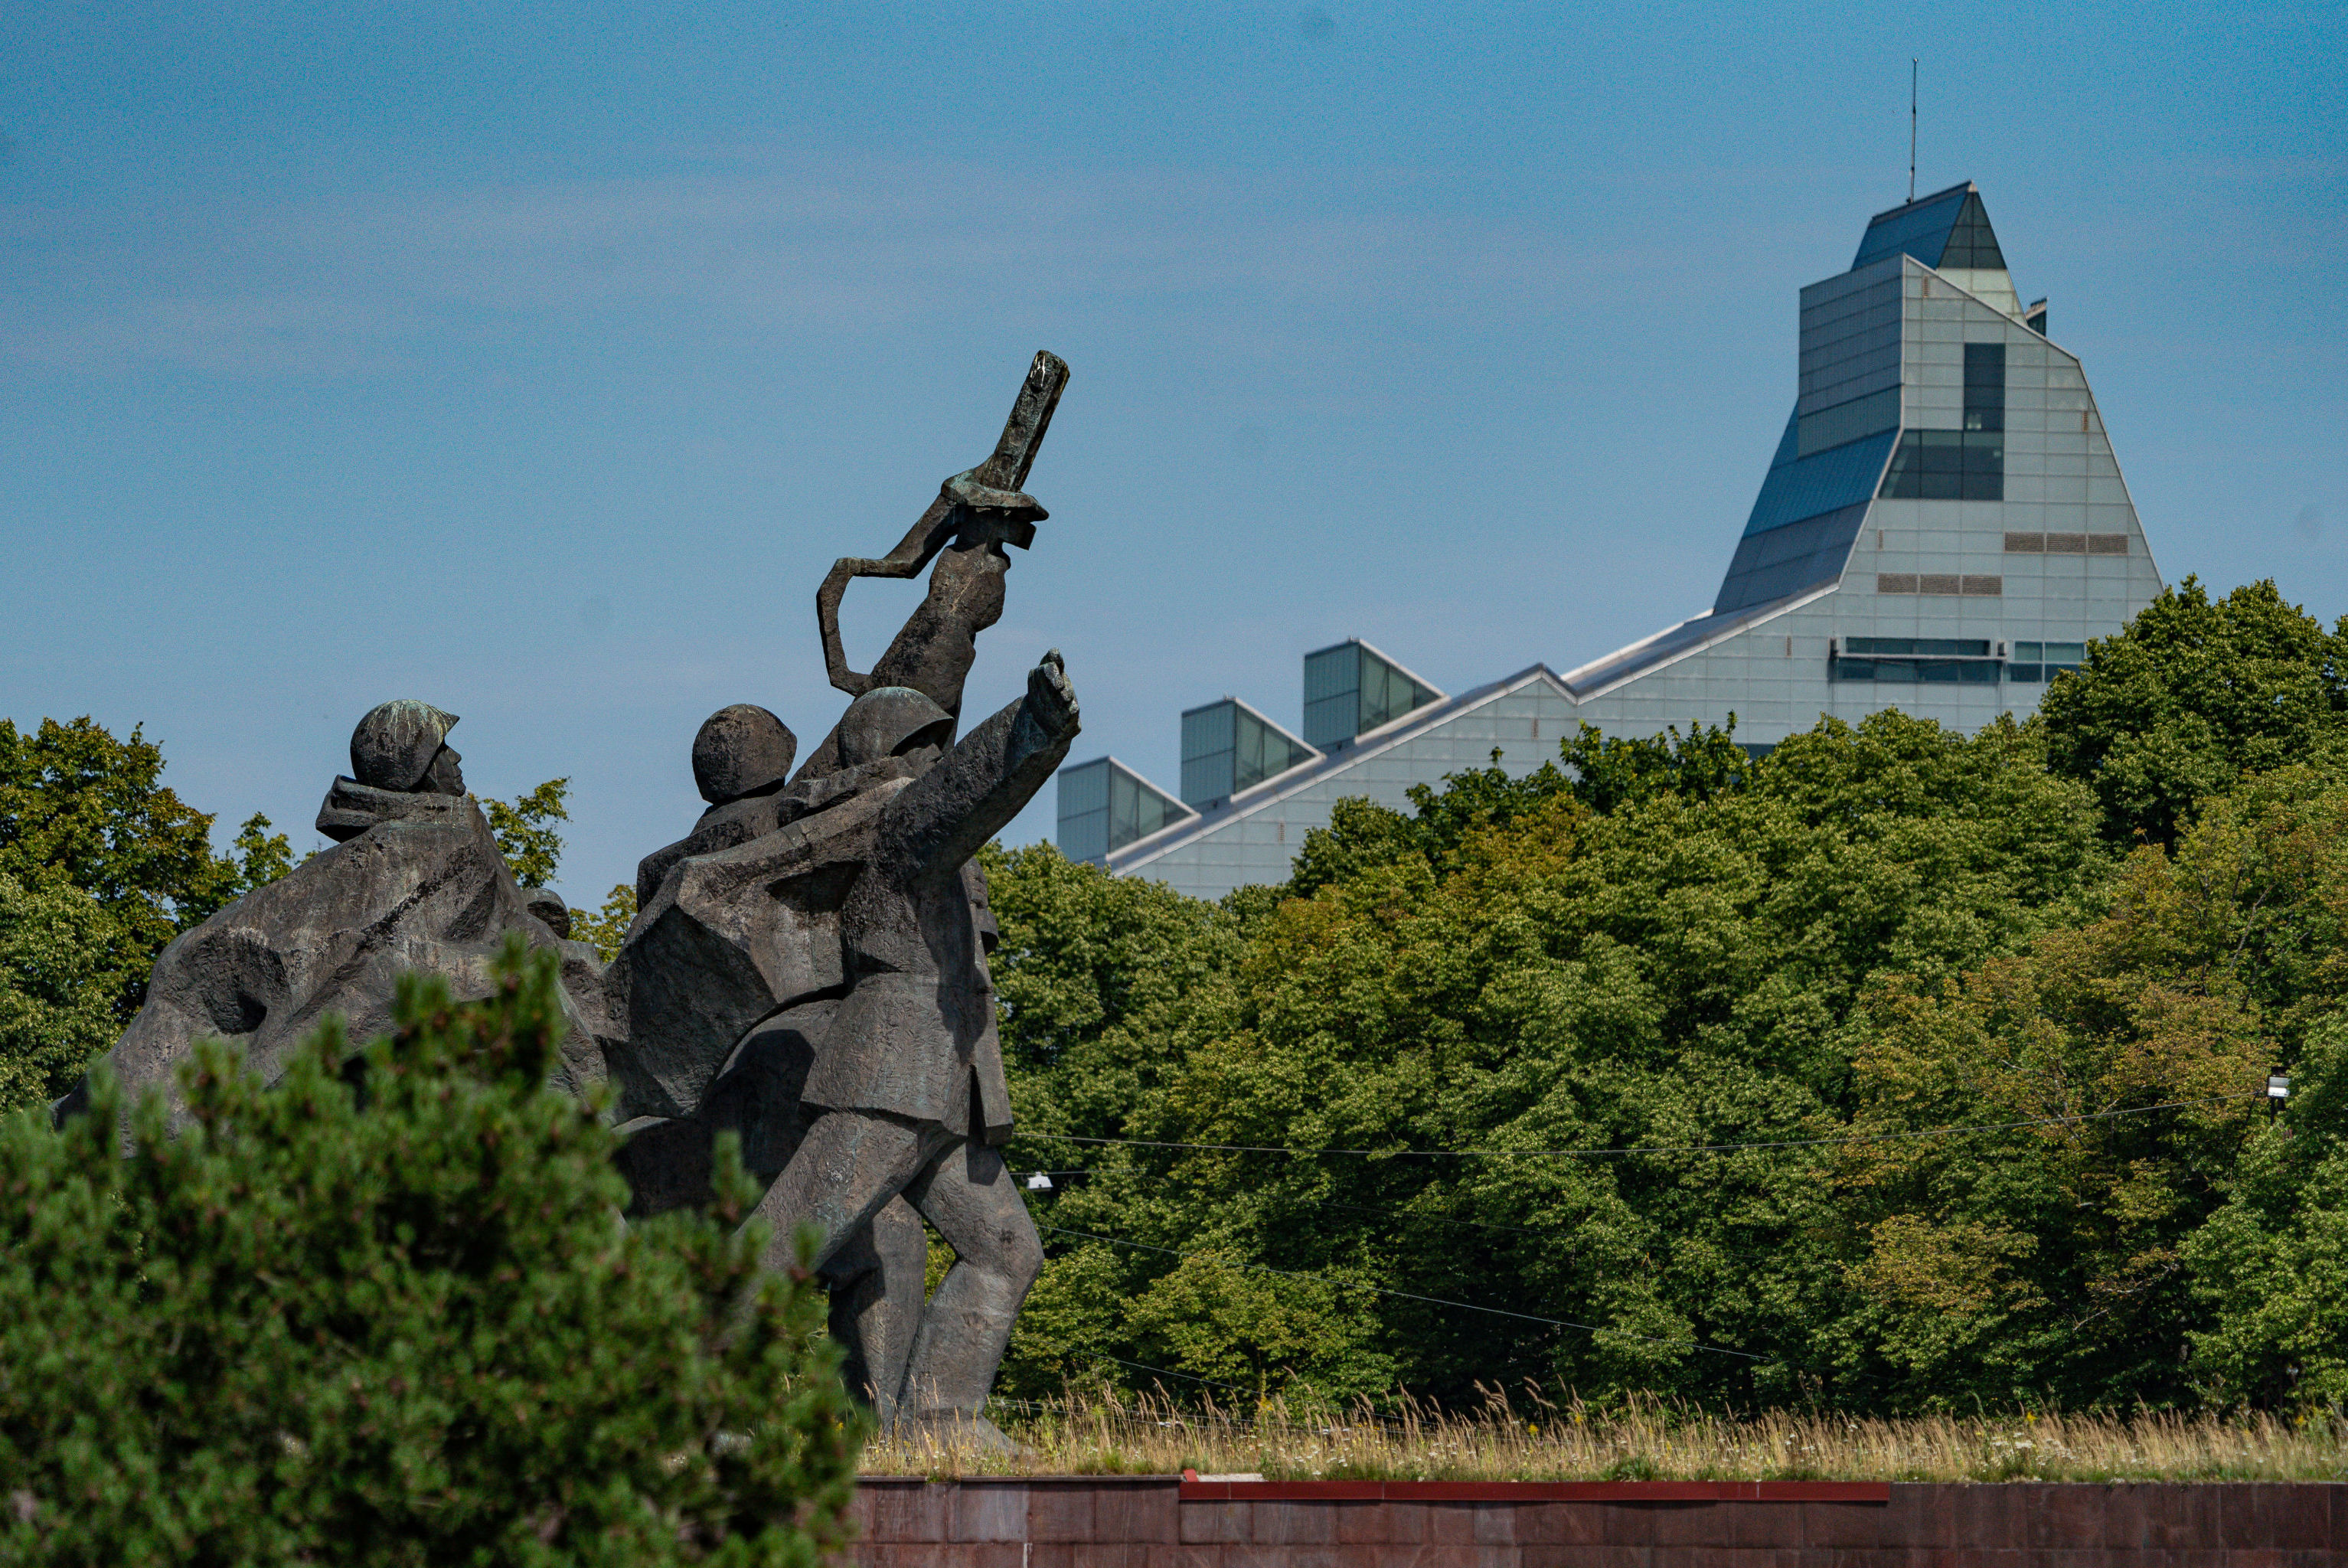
[1026,649,1080,740]
[945,470,1048,521]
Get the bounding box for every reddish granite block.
[1811,1550,1911,1568]
[1531,1547,1655,1568]
[1647,1501,1737,1547]
[1251,1499,1339,1545]
[1515,1503,1607,1546]
[1360,1550,1491,1568]
[1182,1501,1250,1544]
[1600,1503,1660,1546]
[949,1481,1029,1542]
[1218,1546,1350,1568]
[1333,1501,1395,1544]
[863,1548,979,1568]
[1951,1550,2030,1568]
[2020,1484,2110,1550]
[2100,1483,2150,1551]
[1646,1547,1751,1568]
[2260,1484,2337,1550]
[1166,1547,1227,1568]
[2137,1482,2215,1549]
[1398,1550,1517,1568]
[1029,1547,1157,1568]
[863,1480,949,1543]
[1801,1500,1896,1549]
[2221,1481,2263,1547]
[1949,1485,2025,1550]
[2020,1549,2109,1568]
[1726,1499,1805,1552]
[1425,1504,1482,1544]
[1024,1481,1095,1542]
[964,1547,1027,1568]
[1876,1485,1951,1550]
[2247,1549,2348,1568]
[1471,1503,1527,1544]
[1093,1480,1181,1543]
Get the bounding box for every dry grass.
[858,1387,2348,1483]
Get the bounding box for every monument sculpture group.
[64,352,1082,1449]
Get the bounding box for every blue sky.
[3,2,2341,908]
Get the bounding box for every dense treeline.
[4,578,2343,1419]
[985,579,2348,1414]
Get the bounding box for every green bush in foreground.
[0,939,861,1566]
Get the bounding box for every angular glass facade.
[1055,756,1194,864]
[1179,698,1316,809]
[1301,639,1443,750]
[1085,180,2167,903]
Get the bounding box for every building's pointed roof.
[1851,181,2003,272]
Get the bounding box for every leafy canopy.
[0,716,289,1011]
[485,776,573,890]
[2039,577,2348,847]
[995,710,2133,1410]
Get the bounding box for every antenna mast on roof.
[1909,59,1918,202]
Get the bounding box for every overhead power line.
[1013,1093,2261,1163]
[1037,1223,1761,1361]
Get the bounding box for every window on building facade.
[1879,429,2003,500]
[1302,641,1441,750]
[1181,699,1315,809]
[1879,342,2007,501]
[1831,636,2002,684]
[1056,758,1192,862]
[1938,193,2007,271]
[2007,641,2085,684]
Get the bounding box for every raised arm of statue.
[814,352,1069,702]
[877,652,1080,888]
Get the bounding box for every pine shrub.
[0,938,862,1565]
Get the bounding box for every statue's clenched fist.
[1025,649,1079,740]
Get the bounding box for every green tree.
[2183,1028,2348,1408]
[0,717,255,1005]
[228,811,294,891]
[2039,577,2348,847]
[485,777,571,889]
[0,939,862,1564]
[998,710,2116,1406]
[1558,717,1755,816]
[0,717,290,1102]
[569,884,638,963]
[0,874,132,1114]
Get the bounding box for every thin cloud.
[0,153,1672,379]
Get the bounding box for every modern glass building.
[1057,182,2164,897]
[1055,756,1194,865]
[1178,697,1318,812]
[1302,639,1445,751]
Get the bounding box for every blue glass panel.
[1742,428,1898,537]
[1852,186,1968,270]
[1713,501,1869,613]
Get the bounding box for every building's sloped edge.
[1104,664,1573,874]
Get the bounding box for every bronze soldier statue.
[753,655,1076,1446]
[609,353,1079,1442]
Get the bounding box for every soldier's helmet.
[692,704,797,805]
[349,701,460,792]
[834,687,954,769]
